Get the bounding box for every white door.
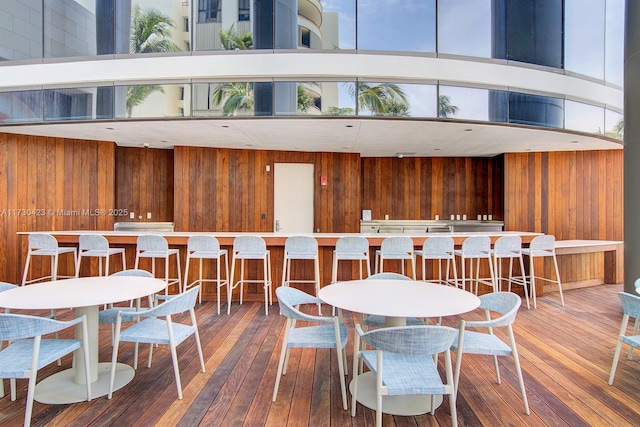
[274,163,314,233]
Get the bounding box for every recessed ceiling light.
[160,140,168,143]
[341,146,350,150]
[106,127,114,130]
[346,125,353,128]
[246,144,253,147]
[222,125,229,128]
[571,140,579,143]
[525,148,532,151]
[464,128,473,132]
[434,148,441,151]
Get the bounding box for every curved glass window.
[565,0,605,80]
[605,109,623,139]
[0,90,42,123]
[117,83,189,119]
[44,86,113,121]
[438,86,502,121]
[0,1,42,60]
[356,0,435,52]
[508,92,563,128]
[605,0,624,86]
[322,1,355,50]
[565,100,604,134]
[438,0,491,58]
[357,82,436,117]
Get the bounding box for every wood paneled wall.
[0,133,115,284]
[173,147,361,233]
[115,146,174,222]
[361,157,503,220]
[504,151,624,286]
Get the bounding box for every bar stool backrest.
[461,235,491,255]
[234,235,267,254]
[529,235,555,252]
[28,233,58,250]
[285,235,318,256]
[137,235,168,252]
[79,234,109,252]
[380,236,413,255]
[422,236,454,257]
[493,235,522,255]
[335,236,368,255]
[187,235,221,252]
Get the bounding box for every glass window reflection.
[605,0,624,86]
[508,92,563,128]
[0,1,43,60]
[117,84,188,119]
[565,100,604,134]
[438,0,491,58]
[565,0,605,80]
[605,109,623,139]
[44,87,113,121]
[356,0,435,52]
[438,86,497,121]
[356,82,436,117]
[0,90,42,123]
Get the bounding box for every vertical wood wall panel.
[0,133,116,284]
[504,151,623,285]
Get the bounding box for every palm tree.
[438,95,458,118]
[350,83,409,116]
[127,5,180,117]
[219,24,253,50]
[211,82,254,116]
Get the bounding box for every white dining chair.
[415,236,458,286]
[134,234,181,295]
[492,235,530,309]
[332,236,371,283]
[183,235,229,311]
[281,235,321,314]
[454,235,496,294]
[374,236,416,279]
[22,233,78,286]
[521,234,564,308]
[228,236,272,315]
[76,234,126,277]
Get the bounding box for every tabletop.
[318,279,480,319]
[0,276,167,310]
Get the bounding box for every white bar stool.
[492,235,530,309]
[454,235,496,294]
[374,236,416,279]
[521,234,564,309]
[21,233,77,286]
[229,236,272,315]
[76,234,126,277]
[134,234,181,294]
[282,236,321,314]
[414,236,458,286]
[331,236,371,283]
[184,235,229,312]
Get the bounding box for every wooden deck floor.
[1,284,640,427]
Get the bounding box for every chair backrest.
[284,235,318,255]
[142,286,200,318]
[0,281,18,293]
[187,235,221,252]
[421,236,454,257]
[137,234,168,252]
[367,272,412,281]
[233,235,267,254]
[619,291,640,319]
[276,286,329,322]
[380,236,413,255]
[28,233,58,250]
[529,235,555,252]
[475,292,522,327]
[79,234,109,251]
[461,235,491,254]
[335,236,369,255]
[0,313,73,340]
[110,269,154,278]
[493,235,522,255]
[359,325,457,355]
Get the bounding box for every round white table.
[0,276,166,404]
[318,279,480,416]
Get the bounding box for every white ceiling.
[0,118,622,157]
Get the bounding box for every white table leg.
[34,305,134,404]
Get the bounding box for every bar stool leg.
[553,254,564,306]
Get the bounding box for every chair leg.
[263,258,269,315]
[508,326,530,414]
[183,254,191,294]
[169,342,183,399]
[552,254,564,306]
[351,333,361,417]
[22,252,32,286]
[315,256,321,315]
[518,255,530,309]
[529,256,537,309]
[25,371,38,427]
[228,256,237,315]
[272,321,291,402]
[609,315,629,385]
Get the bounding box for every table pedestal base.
[350,372,443,416]
[35,362,134,404]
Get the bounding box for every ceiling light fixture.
[571,140,579,143]
[106,127,114,130]
[222,125,229,128]
[345,125,354,128]
[464,128,473,132]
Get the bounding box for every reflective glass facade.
[0,0,625,140]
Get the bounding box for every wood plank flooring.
[1,284,639,427]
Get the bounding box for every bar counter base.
[35,362,133,404]
[350,372,443,415]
